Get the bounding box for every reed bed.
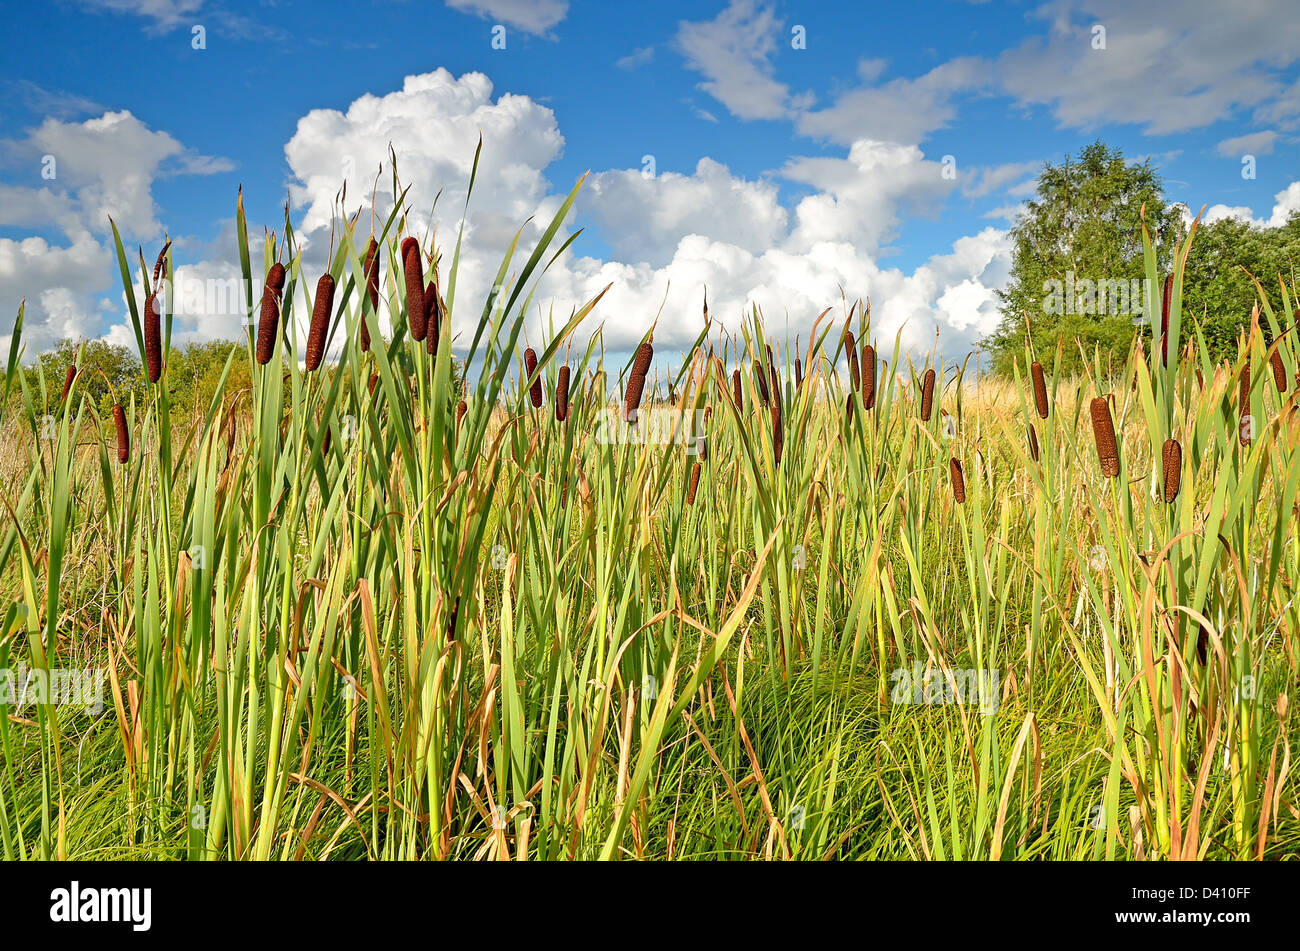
[0,171,1296,861]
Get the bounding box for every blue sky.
[2,0,1298,361]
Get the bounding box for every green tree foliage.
[1181,211,1300,359]
[26,338,142,413]
[986,141,1180,375]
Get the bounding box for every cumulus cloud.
[276,69,1010,362]
[1196,181,1300,228]
[6,68,1019,366]
[582,159,788,267]
[0,110,231,353]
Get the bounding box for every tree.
[1180,210,1300,360]
[985,141,1181,375]
[25,338,142,413]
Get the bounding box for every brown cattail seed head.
[142,241,168,384]
[845,332,860,391]
[921,368,935,421]
[625,341,653,422]
[1090,396,1120,478]
[795,357,803,390]
[425,283,441,355]
[144,291,162,382]
[256,262,286,365]
[524,348,543,408]
[113,404,130,464]
[61,364,76,402]
[555,365,570,422]
[1270,347,1287,393]
[950,457,966,504]
[306,273,335,372]
[361,238,379,352]
[1162,437,1182,503]
[1027,423,1040,462]
[402,240,426,342]
[368,371,378,396]
[1031,362,1049,418]
[861,344,876,410]
[771,367,783,466]
[732,369,743,410]
[456,399,467,428]
[686,461,702,505]
[1240,356,1250,408]
[754,359,769,406]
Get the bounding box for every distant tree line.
[985,141,1299,375]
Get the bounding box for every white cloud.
[1215,130,1278,158]
[783,141,956,251]
[77,0,203,31]
[1198,181,1300,228]
[445,0,568,35]
[616,46,655,70]
[676,0,795,121]
[797,58,987,145]
[583,158,788,267]
[998,0,1300,135]
[0,110,229,352]
[276,71,1008,360]
[962,161,1041,199]
[6,69,1017,367]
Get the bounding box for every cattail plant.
[361,237,379,352]
[625,339,653,422]
[921,368,935,422]
[555,365,570,422]
[1160,273,1173,367]
[61,364,76,403]
[1027,423,1040,462]
[686,461,701,505]
[845,331,860,391]
[795,357,803,391]
[754,359,769,406]
[524,348,543,408]
[456,399,467,428]
[1090,396,1120,478]
[1240,358,1252,445]
[256,262,286,365]
[1162,437,1182,503]
[950,457,966,504]
[1270,347,1287,393]
[306,273,335,372]
[731,369,742,411]
[861,343,876,410]
[113,404,130,464]
[143,241,169,383]
[770,364,783,466]
[402,237,426,342]
[1031,361,1049,418]
[425,283,441,355]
